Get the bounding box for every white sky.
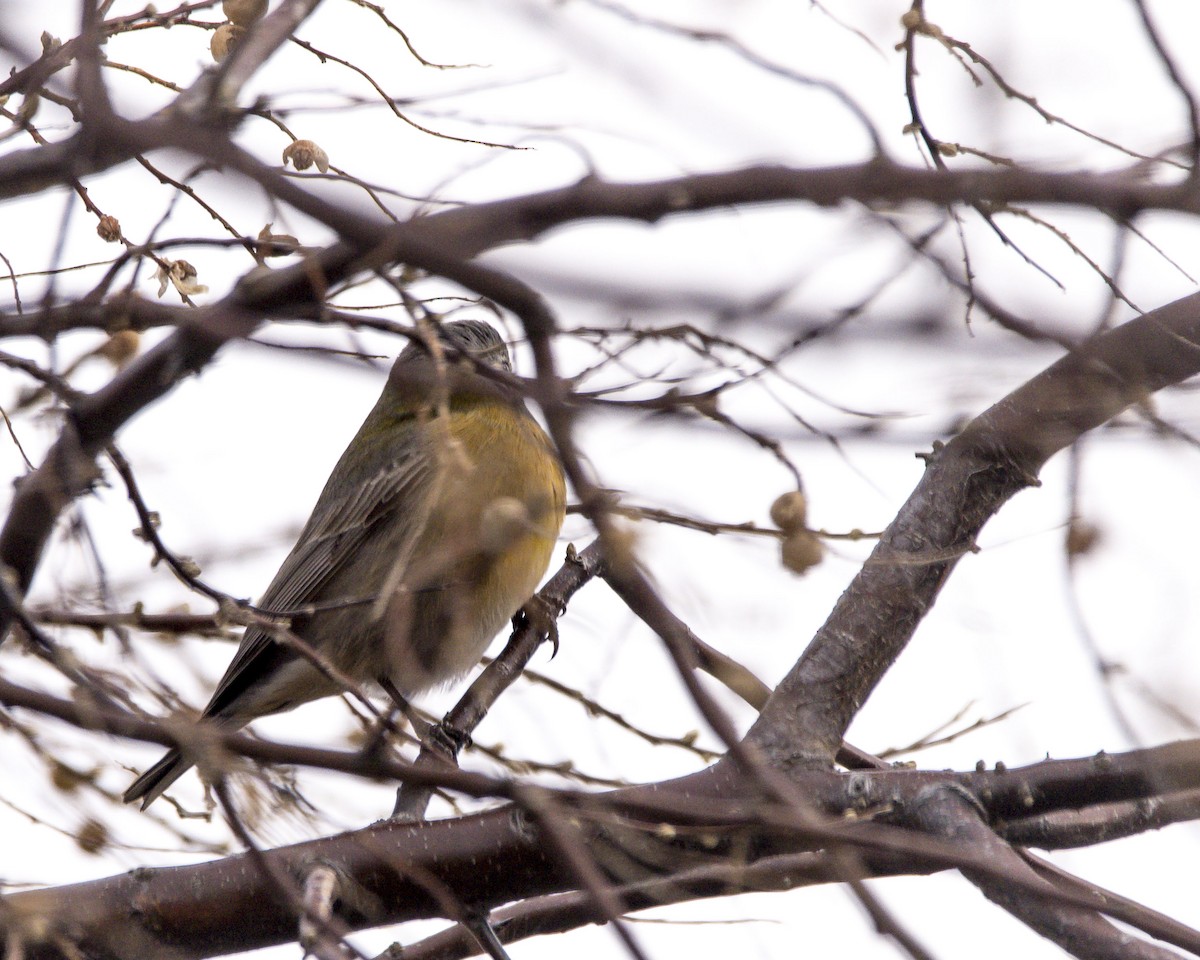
[3,2,1200,958]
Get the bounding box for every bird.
[124,320,566,808]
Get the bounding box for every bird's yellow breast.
[383,398,566,688]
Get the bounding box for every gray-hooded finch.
[124,320,566,808]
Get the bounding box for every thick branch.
[1,807,561,960]
[910,786,1182,960]
[4,740,1199,959]
[747,291,1200,767]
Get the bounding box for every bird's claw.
[513,595,561,657]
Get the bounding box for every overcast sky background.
[4,2,1200,958]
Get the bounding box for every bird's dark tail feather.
[123,748,191,810]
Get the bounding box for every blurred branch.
[30,607,237,639]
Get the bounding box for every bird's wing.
[201,436,435,720]
[260,452,431,612]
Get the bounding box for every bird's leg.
[380,675,468,759]
[428,719,470,760]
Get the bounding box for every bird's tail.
[123,748,192,810]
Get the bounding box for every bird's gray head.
[399,320,512,372]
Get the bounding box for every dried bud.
[780,531,824,576]
[223,0,268,25]
[132,511,161,541]
[76,818,110,855]
[153,260,208,299]
[96,214,121,242]
[178,556,203,579]
[210,22,243,62]
[97,330,140,367]
[769,490,808,533]
[282,139,330,174]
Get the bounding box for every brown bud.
[282,139,330,174]
[96,214,121,242]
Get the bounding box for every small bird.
[124,320,566,808]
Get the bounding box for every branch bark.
[746,290,1200,768]
[3,741,1199,959]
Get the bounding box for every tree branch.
[747,290,1200,768]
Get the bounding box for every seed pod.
[781,531,824,575]
[210,22,243,62]
[223,0,268,25]
[282,139,330,174]
[96,214,121,242]
[770,490,808,533]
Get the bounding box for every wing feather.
[202,431,434,719]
